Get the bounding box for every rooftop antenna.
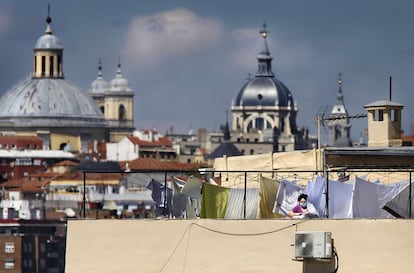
[389,75,392,101]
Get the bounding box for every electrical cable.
[182,223,192,273]
[158,220,307,272]
[191,220,306,236]
[158,223,192,273]
[331,246,339,273]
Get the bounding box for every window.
[250,149,254,155]
[40,243,46,253]
[374,110,384,121]
[50,56,54,77]
[391,109,397,122]
[41,56,46,76]
[4,259,14,269]
[23,242,33,253]
[16,158,32,166]
[119,105,126,120]
[39,259,46,269]
[5,242,14,253]
[23,258,33,269]
[57,55,62,75]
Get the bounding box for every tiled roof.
[127,136,172,147]
[53,172,125,181]
[54,160,78,167]
[120,158,206,171]
[0,177,51,193]
[0,135,43,141]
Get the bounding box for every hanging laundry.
[225,188,259,219]
[353,177,408,218]
[146,178,172,217]
[200,183,230,219]
[272,179,304,216]
[259,176,282,218]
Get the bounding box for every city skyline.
[1,0,414,145]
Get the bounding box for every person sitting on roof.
[287,193,319,219]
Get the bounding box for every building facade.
[0,219,66,273]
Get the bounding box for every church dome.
[109,63,132,92]
[233,25,294,108]
[89,61,109,95]
[234,77,293,107]
[0,13,106,129]
[0,78,107,128]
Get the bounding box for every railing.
[74,168,413,220]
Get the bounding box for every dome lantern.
[32,8,64,79]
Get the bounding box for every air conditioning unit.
[295,231,332,259]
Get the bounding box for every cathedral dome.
[234,77,293,107]
[232,25,294,108]
[0,78,107,128]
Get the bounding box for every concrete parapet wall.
[66,219,414,273]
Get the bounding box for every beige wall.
[50,133,81,151]
[66,219,414,273]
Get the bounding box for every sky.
[0,0,414,145]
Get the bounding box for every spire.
[330,72,348,116]
[223,110,230,141]
[336,72,344,104]
[45,3,53,34]
[98,58,103,78]
[116,56,122,75]
[259,22,270,55]
[256,22,274,77]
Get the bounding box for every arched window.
[100,106,105,114]
[119,105,126,120]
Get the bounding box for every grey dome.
[34,25,63,50]
[233,25,294,108]
[89,71,109,95]
[109,65,132,92]
[234,77,294,107]
[0,78,107,128]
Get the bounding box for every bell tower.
[105,61,135,142]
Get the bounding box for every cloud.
[123,8,224,70]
